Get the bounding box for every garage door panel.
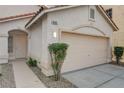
[61,32,108,73]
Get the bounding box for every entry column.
[0,34,8,64]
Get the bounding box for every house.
[0,5,118,76]
[103,6,124,62]
[25,5,118,76]
[0,5,41,63]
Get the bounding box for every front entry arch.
[8,30,27,59]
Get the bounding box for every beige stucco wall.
[28,5,114,76]
[28,15,48,69]
[0,17,31,64]
[0,5,40,18]
[45,5,113,75]
[103,5,124,62]
[103,6,124,46]
[0,5,41,64]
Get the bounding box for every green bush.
[27,57,37,67]
[48,43,69,81]
[114,46,124,64]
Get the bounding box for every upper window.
[89,7,95,21]
[89,8,95,21]
[106,8,112,18]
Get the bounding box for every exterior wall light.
[53,31,57,38]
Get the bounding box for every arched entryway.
[8,30,28,60]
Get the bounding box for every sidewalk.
[12,60,46,88]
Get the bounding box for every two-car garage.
[25,5,119,76]
[61,32,109,72]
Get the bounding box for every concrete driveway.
[63,64,124,88]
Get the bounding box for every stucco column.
[40,35,53,76]
[27,32,31,57]
[0,34,8,64]
[41,29,59,76]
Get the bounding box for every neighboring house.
[0,5,118,76]
[103,6,124,62]
[0,5,41,63]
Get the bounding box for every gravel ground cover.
[0,63,16,88]
[29,65,76,88]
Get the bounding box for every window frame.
[89,7,96,21]
[106,8,112,19]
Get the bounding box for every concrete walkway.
[12,60,46,88]
[63,64,124,88]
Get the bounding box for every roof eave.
[0,12,35,23]
[25,5,80,29]
[25,5,119,31]
[96,5,119,31]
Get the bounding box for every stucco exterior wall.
[0,17,31,64]
[0,18,31,34]
[28,15,48,68]
[0,35,8,63]
[39,5,114,76]
[0,5,40,18]
[23,5,114,76]
[103,6,124,46]
[103,5,124,62]
[47,6,113,39]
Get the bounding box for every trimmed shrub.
[48,43,69,81]
[114,46,124,64]
[27,57,37,67]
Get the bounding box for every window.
[106,8,112,18]
[90,8,95,20]
[8,36,13,53]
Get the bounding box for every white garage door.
[61,32,108,72]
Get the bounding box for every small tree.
[48,43,69,81]
[114,47,124,64]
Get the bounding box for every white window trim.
[89,7,96,22]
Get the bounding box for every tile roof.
[0,12,36,23]
[25,5,118,31]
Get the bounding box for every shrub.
[48,43,69,81]
[114,46,124,64]
[27,57,37,67]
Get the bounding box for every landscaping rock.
[0,63,16,88]
[29,65,76,88]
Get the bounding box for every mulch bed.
[28,65,77,88]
